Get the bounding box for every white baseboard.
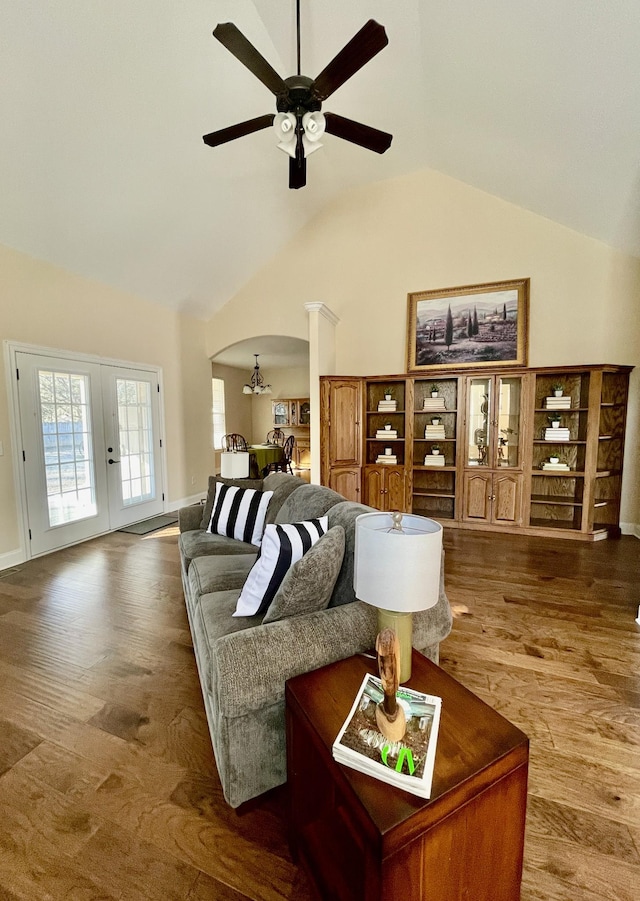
[0,548,26,572]
[170,492,205,511]
[620,522,640,539]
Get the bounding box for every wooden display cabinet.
[320,365,631,540]
[320,378,362,502]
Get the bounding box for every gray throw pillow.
[200,475,263,529]
[262,525,345,624]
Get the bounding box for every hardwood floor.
[0,525,637,899]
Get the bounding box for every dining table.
[249,444,285,476]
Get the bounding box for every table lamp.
[354,511,443,683]
[220,451,250,479]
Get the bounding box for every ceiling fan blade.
[213,23,288,97]
[203,114,275,148]
[312,20,388,102]
[324,113,392,154]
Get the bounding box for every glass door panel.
[467,378,491,466]
[16,351,110,556]
[496,377,521,468]
[39,369,98,526]
[116,378,155,505]
[103,366,163,529]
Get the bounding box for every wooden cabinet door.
[463,472,492,522]
[493,473,523,525]
[386,467,407,511]
[329,467,362,503]
[363,466,385,509]
[327,380,362,467]
[363,466,406,511]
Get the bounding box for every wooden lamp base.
[374,628,407,742]
[376,608,413,683]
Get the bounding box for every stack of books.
[422,396,446,412]
[376,429,398,439]
[544,426,570,441]
[332,673,442,799]
[545,395,571,410]
[376,454,397,464]
[377,398,397,412]
[542,461,571,471]
[424,454,445,466]
[424,424,445,440]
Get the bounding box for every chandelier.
[242,354,272,395]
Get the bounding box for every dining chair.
[265,429,285,446]
[266,434,295,474]
[222,433,248,451]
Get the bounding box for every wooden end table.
[285,650,528,901]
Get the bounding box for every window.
[212,378,226,450]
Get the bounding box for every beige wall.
[205,168,640,529]
[210,362,253,474]
[0,244,213,562]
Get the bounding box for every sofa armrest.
[179,505,203,533]
[212,602,379,718]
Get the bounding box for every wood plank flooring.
[0,525,637,899]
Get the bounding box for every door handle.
[108,458,120,464]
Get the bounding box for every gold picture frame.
[406,278,529,372]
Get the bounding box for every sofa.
[178,471,452,808]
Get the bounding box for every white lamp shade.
[354,512,442,613]
[220,452,250,479]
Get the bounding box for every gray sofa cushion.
[263,525,346,623]
[274,482,344,525]
[193,589,262,695]
[188,554,258,606]
[200,475,264,529]
[326,501,374,606]
[262,472,306,524]
[179,530,257,572]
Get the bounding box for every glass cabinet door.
[467,378,491,466]
[496,376,521,467]
[272,401,289,426]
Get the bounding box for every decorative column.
[305,302,339,484]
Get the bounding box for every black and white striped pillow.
[207,483,273,547]
[233,517,328,617]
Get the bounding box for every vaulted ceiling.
[2,1,639,320]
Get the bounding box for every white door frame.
[4,340,168,562]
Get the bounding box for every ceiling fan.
[202,1,393,189]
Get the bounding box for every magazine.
[332,673,442,798]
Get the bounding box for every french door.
[15,350,164,557]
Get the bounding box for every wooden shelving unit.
[320,364,631,541]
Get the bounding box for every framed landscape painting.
[406,278,529,372]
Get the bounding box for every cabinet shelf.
[413,488,456,499]
[531,470,585,477]
[414,464,457,472]
[533,439,586,445]
[531,494,582,507]
[529,518,581,531]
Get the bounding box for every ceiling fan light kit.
[202,3,393,189]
